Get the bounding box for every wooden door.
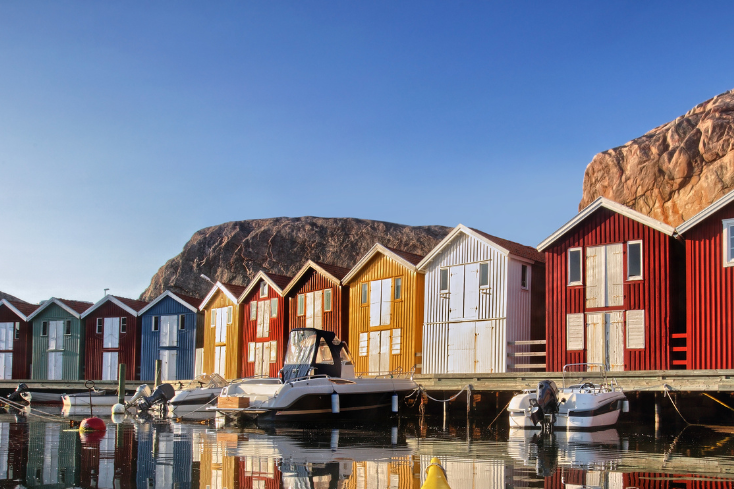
[48,351,63,380]
[369,281,382,327]
[305,292,314,328]
[585,246,605,308]
[161,315,178,347]
[48,320,64,350]
[102,351,118,380]
[160,350,177,380]
[214,346,226,376]
[262,342,271,377]
[368,331,390,375]
[464,263,480,320]
[103,318,120,348]
[379,331,390,374]
[474,320,495,373]
[380,279,392,326]
[0,353,10,380]
[314,291,323,330]
[586,313,604,371]
[606,312,625,371]
[0,323,12,380]
[447,322,475,373]
[449,266,464,320]
[606,244,624,307]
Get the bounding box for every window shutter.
[270,341,277,362]
[626,310,645,349]
[169,316,178,347]
[380,279,392,326]
[263,299,271,336]
[211,310,216,328]
[566,313,584,350]
[606,243,624,307]
[391,329,401,354]
[314,290,323,330]
[359,333,368,356]
[369,280,382,327]
[250,301,257,321]
[256,302,264,338]
[449,266,465,320]
[248,342,255,362]
[305,292,314,328]
[227,306,233,325]
[585,246,604,308]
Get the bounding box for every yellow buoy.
[422,457,451,489]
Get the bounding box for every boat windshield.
[284,330,317,365]
[340,343,353,365]
[315,338,334,364]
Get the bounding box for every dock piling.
[154,360,162,388]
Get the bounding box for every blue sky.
[2,2,734,303]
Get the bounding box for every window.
[120,317,127,334]
[179,315,186,330]
[361,283,368,305]
[297,294,305,316]
[96,318,103,334]
[627,241,643,279]
[440,269,449,292]
[394,278,402,300]
[41,321,48,336]
[568,248,583,285]
[14,323,19,340]
[324,289,332,311]
[65,320,71,335]
[250,301,258,321]
[270,298,278,318]
[521,264,529,289]
[260,282,268,298]
[359,333,368,356]
[152,316,159,332]
[725,219,734,267]
[479,263,489,288]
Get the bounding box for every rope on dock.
[702,393,734,413]
[663,384,691,425]
[173,396,218,422]
[487,398,513,431]
[419,385,472,403]
[0,397,71,424]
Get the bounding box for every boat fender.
[622,399,629,413]
[392,394,399,413]
[422,457,451,489]
[331,393,340,413]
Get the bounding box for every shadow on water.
[3,410,734,488]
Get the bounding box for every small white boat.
[62,390,131,407]
[508,364,628,431]
[28,391,63,405]
[212,328,418,423]
[168,373,229,415]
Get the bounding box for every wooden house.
[676,189,734,369]
[81,295,149,381]
[0,299,38,379]
[282,260,350,340]
[238,271,292,378]
[416,225,546,374]
[343,244,424,376]
[199,282,246,380]
[138,290,203,382]
[26,298,92,380]
[538,197,683,372]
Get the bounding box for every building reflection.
[0,419,28,488]
[137,420,193,488]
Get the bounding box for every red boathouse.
[538,197,684,372]
[81,295,149,381]
[0,299,38,379]
[676,189,734,370]
[238,271,292,378]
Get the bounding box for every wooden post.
[466,386,471,419]
[117,364,126,405]
[154,360,162,388]
[654,393,661,434]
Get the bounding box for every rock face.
[580,89,734,226]
[140,217,451,301]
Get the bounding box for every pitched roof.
[676,189,734,234]
[282,260,350,296]
[537,197,675,252]
[471,229,545,263]
[26,297,94,321]
[343,243,424,284]
[137,290,202,315]
[0,299,39,321]
[199,281,247,310]
[237,271,293,303]
[81,295,149,318]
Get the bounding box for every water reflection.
[3,414,734,488]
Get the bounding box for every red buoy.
[79,417,106,432]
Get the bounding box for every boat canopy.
[282,328,352,382]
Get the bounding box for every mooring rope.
[173,396,219,421]
[487,398,513,430]
[702,393,734,413]
[420,385,472,403]
[663,384,692,425]
[0,397,70,423]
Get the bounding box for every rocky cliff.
[580,89,734,226]
[140,217,451,301]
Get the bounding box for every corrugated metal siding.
[26,422,81,486]
[0,422,28,483]
[347,458,415,488]
[84,301,141,381]
[545,207,680,371]
[0,307,32,379]
[685,202,734,370]
[241,279,289,378]
[30,304,84,380]
[287,269,348,340]
[506,258,532,367]
[140,297,202,381]
[202,289,243,380]
[347,253,423,376]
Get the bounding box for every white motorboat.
[168,373,229,414]
[508,364,628,431]
[212,328,418,423]
[62,389,130,407]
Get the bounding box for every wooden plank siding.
[681,201,734,370]
[347,251,424,376]
[240,277,289,378]
[201,288,244,380]
[30,301,88,381]
[0,301,36,379]
[84,300,143,381]
[544,207,683,372]
[286,268,349,341]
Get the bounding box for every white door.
[48,320,64,350]
[214,345,226,376]
[449,266,465,320]
[48,351,63,380]
[0,353,10,380]
[369,281,382,327]
[586,314,604,371]
[160,315,178,347]
[474,321,495,373]
[102,351,118,380]
[606,312,625,371]
[464,263,480,320]
[254,343,264,377]
[368,331,380,374]
[103,318,120,348]
[43,423,60,483]
[447,322,475,373]
[314,290,323,329]
[585,246,605,308]
[215,308,227,343]
[261,342,271,377]
[305,292,314,328]
[0,323,12,380]
[380,279,392,326]
[606,244,624,307]
[160,350,177,380]
[379,332,390,374]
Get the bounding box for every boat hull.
[508,390,626,430]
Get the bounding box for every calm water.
[2,409,734,488]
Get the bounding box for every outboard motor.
[529,380,559,433]
[138,384,176,411]
[7,383,30,406]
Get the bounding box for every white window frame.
[15,322,20,340]
[250,301,257,321]
[152,316,159,332]
[393,278,402,301]
[41,321,48,337]
[270,298,278,318]
[627,240,644,280]
[226,306,233,324]
[64,320,72,336]
[297,294,305,315]
[260,282,268,298]
[324,289,332,311]
[439,268,449,293]
[120,317,127,334]
[96,318,103,334]
[724,219,734,267]
[358,332,368,356]
[520,264,529,290]
[179,314,186,330]
[360,284,368,305]
[568,247,583,286]
[479,262,490,289]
